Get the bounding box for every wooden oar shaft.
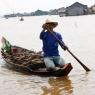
[67,49,90,71]
[50,32,90,72]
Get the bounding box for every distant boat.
[20,17,24,21]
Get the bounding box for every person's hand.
[61,45,68,51]
[42,24,51,32]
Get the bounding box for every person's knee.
[44,60,56,71]
[46,64,56,71]
[59,58,65,67]
[44,57,56,71]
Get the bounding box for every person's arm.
[61,42,68,50]
[40,24,46,39]
[57,33,68,50]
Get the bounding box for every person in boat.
[40,19,68,71]
[20,17,24,21]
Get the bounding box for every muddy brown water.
[0,15,95,95]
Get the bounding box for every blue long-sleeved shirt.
[40,31,64,57]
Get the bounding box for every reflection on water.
[42,76,73,95]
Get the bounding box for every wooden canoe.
[1,38,73,77]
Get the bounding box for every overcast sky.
[0,0,95,15]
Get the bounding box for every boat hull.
[3,57,73,77]
[1,44,73,77]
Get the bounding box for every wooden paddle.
[50,31,90,72]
